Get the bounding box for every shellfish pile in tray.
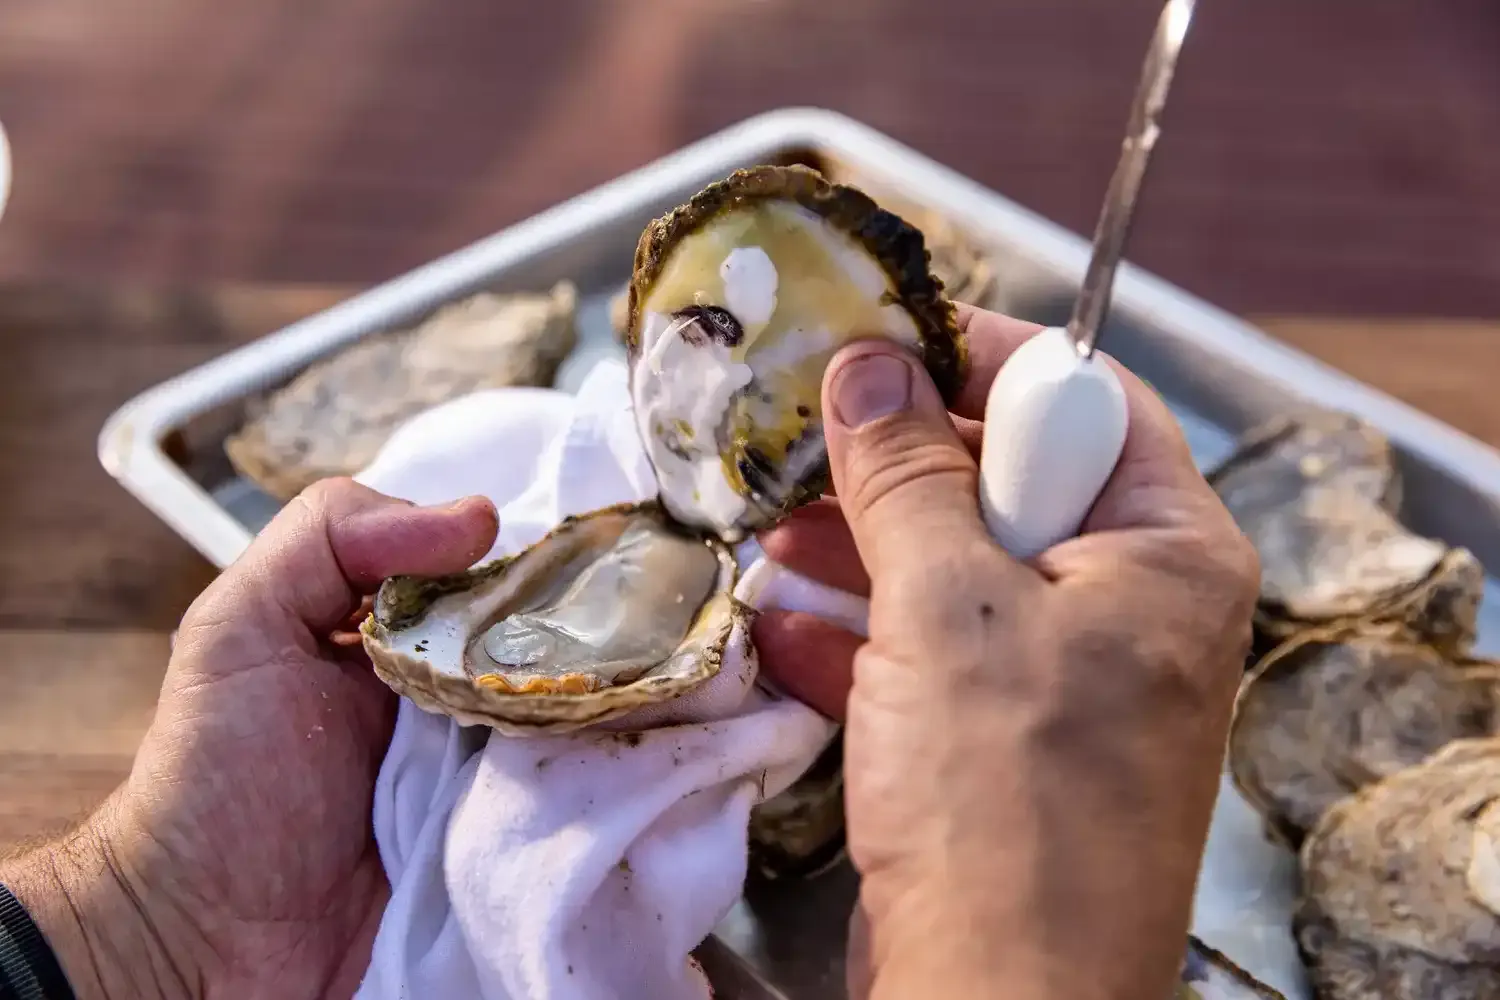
[1217,410,1500,1000]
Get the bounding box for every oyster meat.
[1228,627,1500,849]
[362,164,966,734]
[226,282,577,500]
[1177,936,1289,999]
[1208,410,1484,653]
[1295,739,1500,1000]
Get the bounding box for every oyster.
[226,283,577,499]
[747,733,846,880]
[608,186,1000,343]
[1177,936,1288,999]
[1295,739,1500,1000]
[1208,410,1484,653]
[1228,627,1500,849]
[363,165,965,733]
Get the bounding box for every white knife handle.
[978,326,1129,559]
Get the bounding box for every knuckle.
[841,430,976,525]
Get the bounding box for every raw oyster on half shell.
[1228,627,1500,849]
[1295,739,1500,1000]
[362,165,966,734]
[227,283,578,499]
[1208,410,1484,654]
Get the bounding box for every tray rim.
[97,105,1500,571]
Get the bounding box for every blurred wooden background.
[0,0,1497,847]
[2,0,1498,313]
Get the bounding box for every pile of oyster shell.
[1215,409,1500,999]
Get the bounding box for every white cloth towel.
[352,356,863,999]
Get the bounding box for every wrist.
[0,797,200,1000]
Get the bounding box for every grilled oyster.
[1177,936,1289,999]
[227,283,578,499]
[1295,739,1500,1000]
[363,165,965,733]
[1228,627,1500,849]
[1208,410,1484,654]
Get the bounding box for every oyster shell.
[363,502,744,734]
[227,283,578,500]
[607,201,1000,341]
[1295,739,1500,1000]
[363,165,965,733]
[1228,627,1500,849]
[625,164,964,540]
[747,733,846,880]
[1208,410,1484,653]
[918,209,1000,311]
[1178,935,1289,999]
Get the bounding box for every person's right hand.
[754,306,1260,1000]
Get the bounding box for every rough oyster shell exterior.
[1295,739,1500,1000]
[1229,625,1500,849]
[227,282,578,499]
[1208,409,1484,654]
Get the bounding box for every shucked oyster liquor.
[227,283,578,500]
[362,165,966,734]
[1208,410,1484,654]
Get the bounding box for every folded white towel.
[353,357,855,999]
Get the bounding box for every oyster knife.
[977,0,1198,557]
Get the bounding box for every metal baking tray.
[99,107,1500,1000]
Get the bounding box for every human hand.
[1,480,498,1000]
[754,306,1260,1000]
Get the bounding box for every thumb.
[186,478,499,640]
[822,341,990,581]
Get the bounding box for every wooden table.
[1,284,1497,851]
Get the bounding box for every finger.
[752,610,858,722]
[1079,360,1226,535]
[758,499,870,598]
[329,594,377,646]
[822,340,1001,583]
[202,479,498,637]
[949,304,1044,420]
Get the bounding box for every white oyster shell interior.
[376,505,736,697]
[631,200,924,540]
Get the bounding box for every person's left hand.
[2,480,498,999]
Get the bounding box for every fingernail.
[829,354,912,428]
